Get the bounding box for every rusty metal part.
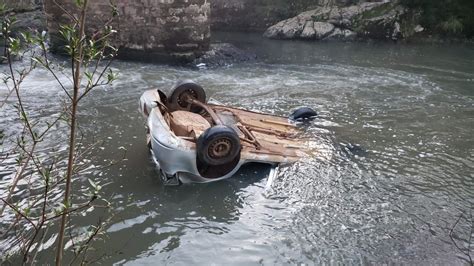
[239,136,263,148]
[237,124,262,150]
[209,138,233,159]
[187,98,223,125]
[260,119,293,127]
[157,100,174,119]
[240,123,292,138]
[179,136,196,141]
[247,150,292,157]
[170,111,210,139]
[177,88,199,109]
[235,115,262,150]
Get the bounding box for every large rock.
[300,21,335,39]
[192,43,257,69]
[353,3,406,40]
[211,0,371,31]
[264,1,408,41]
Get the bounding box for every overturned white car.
[139,80,317,185]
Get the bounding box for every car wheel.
[167,80,206,112]
[197,125,241,166]
[290,107,317,121]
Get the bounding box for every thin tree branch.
[0,198,38,230]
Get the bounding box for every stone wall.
[43,0,211,62]
[2,0,41,11]
[211,0,370,31]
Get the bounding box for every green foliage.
[359,2,395,20]
[7,36,21,55]
[75,0,85,8]
[1,1,119,263]
[440,16,464,34]
[1,16,16,37]
[401,0,474,37]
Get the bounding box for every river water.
[1,32,473,264]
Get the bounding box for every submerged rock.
[264,1,409,41]
[192,43,256,69]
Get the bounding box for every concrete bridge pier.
[43,0,211,62]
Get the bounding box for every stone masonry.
[43,0,210,62]
[2,0,42,11]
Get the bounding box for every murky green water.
[1,32,473,264]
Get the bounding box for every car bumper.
[148,108,245,184]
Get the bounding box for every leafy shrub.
[439,16,464,34]
[401,0,474,37]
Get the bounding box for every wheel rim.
[208,138,232,159]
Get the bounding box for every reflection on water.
[1,32,473,264]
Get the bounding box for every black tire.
[290,107,317,121]
[197,125,241,166]
[167,80,206,112]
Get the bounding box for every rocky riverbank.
[210,0,360,32]
[2,0,472,65]
[263,1,419,41]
